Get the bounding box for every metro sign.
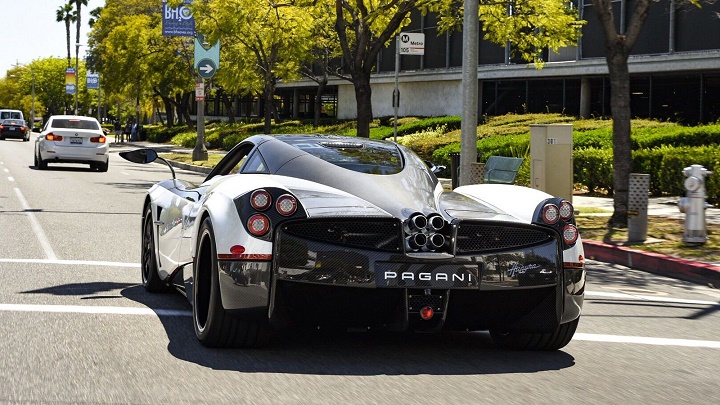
[398,33,425,55]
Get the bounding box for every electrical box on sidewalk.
[530,124,574,201]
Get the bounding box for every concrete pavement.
[113,138,720,288]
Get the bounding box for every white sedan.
[34,115,109,172]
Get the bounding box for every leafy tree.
[192,0,315,134]
[56,2,76,68]
[88,1,195,126]
[590,0,704,226]
[332,0,582,137]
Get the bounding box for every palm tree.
[74,1,89,66]
[56,3,76,68]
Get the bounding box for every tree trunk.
[220,91,236,124]
[182,92,194,130]
[263,82,275,135]
[160,95,175,127]
[606,42,632,227]
[314,79,327,128]
[353,71,373,138]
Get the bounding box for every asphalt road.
[1,138,719,404]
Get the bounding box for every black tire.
[97,160,109,172]
[141,206,171,292]
[193,217,270,348]
[36,151,47,170]
[490,318,580,351]
[33,151,38,167]
[23,136,29,142]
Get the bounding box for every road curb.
[583,240,720,287]
[165,160,212,174]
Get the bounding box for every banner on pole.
[65,68,76,95]
[162,1,195,37]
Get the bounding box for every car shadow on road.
[118,285,577,376]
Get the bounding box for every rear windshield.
[0,111,22,119]
[2,119,24,126]
[283,138,402,175]
[51,119,100,130]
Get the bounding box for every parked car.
[120,134,585,350]
[34,115,109,171]
[0,119,29,141]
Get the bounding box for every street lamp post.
[75,43,82,115]
[30,71,35,130]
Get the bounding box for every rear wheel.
[36,151,47,170]
[193,217,270,348]
[97,160,109,172]
[490,318,580,351]
[141,206,170,292]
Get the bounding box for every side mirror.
[32,127,40,133]
[119,148,158,164]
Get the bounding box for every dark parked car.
[0,119,29,141]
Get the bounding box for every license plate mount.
[70,137,83,144]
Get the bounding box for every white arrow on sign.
[199,64,214,74]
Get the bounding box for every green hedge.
[572,145,719,202]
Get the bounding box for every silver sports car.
[121,134,585,350]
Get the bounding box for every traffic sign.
[197,58,217,79]
[398,32,425,55]
[194,34,220,69]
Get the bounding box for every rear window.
[51,119,100,130]
[0,111,22,119]
[283,138,402,175]
[2,119,24,126]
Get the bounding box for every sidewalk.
[114,138,720,288]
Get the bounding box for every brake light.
[562,224,579,244]
[559,201,574,221]
[276,194,297,216]
[0,125,4,130]
[46,133,63,141]
[250,189,272,211]
[247,214,270,236]
[90,136,106,143]
[542,204,560,224]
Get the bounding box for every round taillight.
[247,214,270,236]
[250,189,272,211]
[420,306,434,320]
[542,204,560,224]
[276,194,297,216]
[562,224,579,244]
[559,201,574,221]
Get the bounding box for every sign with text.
[398,32,425,55]
[162,1,195,37]
[65,68,76,95]
[86,72,99,89]
[195,82,204,101]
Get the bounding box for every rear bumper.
[0,130,27,139]
[39,144,109,163]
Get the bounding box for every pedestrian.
[113,119,122,142]
[124,120,133,142]
[131,121,138,142]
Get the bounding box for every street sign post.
[394,32,425,141]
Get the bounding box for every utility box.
[530,124,574,201]
[628,173,650,242]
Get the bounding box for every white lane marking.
[0,303,718,348]
[13,188,57,260]
[0,258,139,268]
[585,291,719,306]
[0,303,190,317]
[3,168,9,172]
[8,177,14,182]
[574,333,720,349]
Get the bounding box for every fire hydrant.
[678,164,713,245]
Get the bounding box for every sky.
[0,0,105,76]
